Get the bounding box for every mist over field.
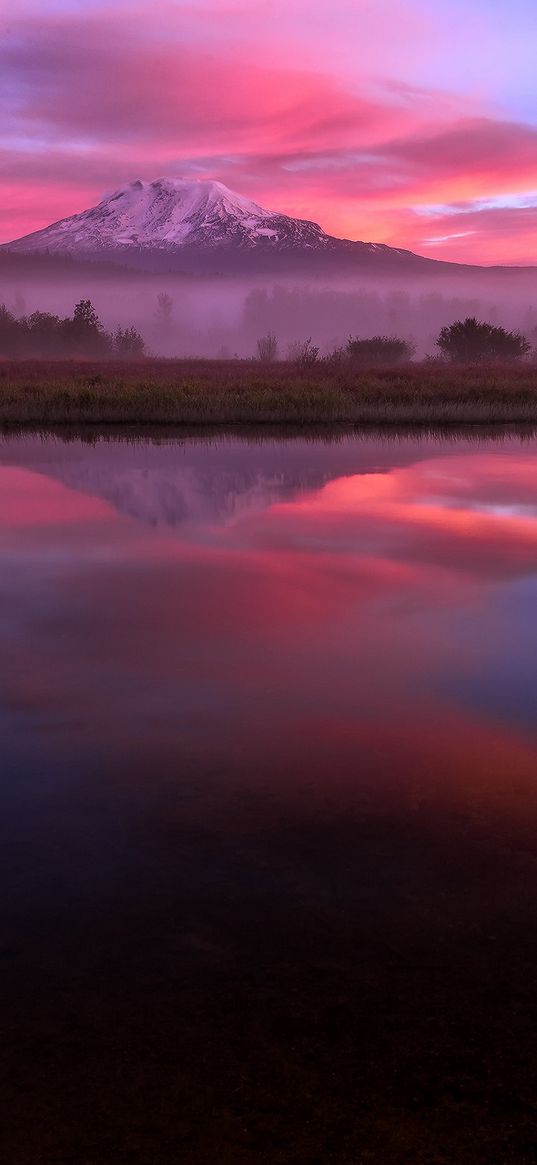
[3,261,537,360]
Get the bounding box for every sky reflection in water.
[2,431,537,830]
[6,432,537,1162]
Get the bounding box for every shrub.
[346,335,415,365]
[25,311,63,356]
[256,332,278,363]
[114,326,146,359]
[287,337,320,366]
[323,345,347,366]
[436,317,531,363]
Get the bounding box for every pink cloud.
[2,2,537,261]
[394,202,537,266]
[2,11,405,144]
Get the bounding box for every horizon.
[3,0,537,265]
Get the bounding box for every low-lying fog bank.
[2,257,537,360]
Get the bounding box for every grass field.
[3,358,537,427]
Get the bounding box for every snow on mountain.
[3,176,414,269]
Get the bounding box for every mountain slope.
[2,177,435,274]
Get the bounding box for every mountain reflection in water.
[2,432,537,1165]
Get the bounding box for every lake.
[2,430,537,1164]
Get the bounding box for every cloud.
[406,201,537,265]
[2,1,537,260]
[2,10,410,147]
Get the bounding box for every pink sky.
[3,0,537,263]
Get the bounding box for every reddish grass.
[2,358,537,426]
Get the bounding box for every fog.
[2,257,537,359]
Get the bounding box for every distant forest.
[2,281,537,362]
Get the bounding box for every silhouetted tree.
[75,299,100,330]
[25,311,63,356]
[436,317,530,362]
[62,299,111,356]
[114,326,146,358]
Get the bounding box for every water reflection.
[3,434,537,800]
[3,432,537,1163]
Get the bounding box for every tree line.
[0,297,533,364]
[0,299,146,358]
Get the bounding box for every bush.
[256,332,278,363]
[287,337,320,366]
[114,326,146,359]
[25,311,64,356]
[346,335,415,365]
[436,317,531,363]
[323,345,347,367]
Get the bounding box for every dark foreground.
[5,798,537,1164]
[2,431,537,1164]
[4,357,537,426]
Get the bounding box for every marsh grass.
[3,358,537,427]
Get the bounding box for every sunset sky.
[3,0,537,264]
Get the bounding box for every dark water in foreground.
[2,431,537,1164]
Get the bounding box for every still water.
[2,431,537,1164]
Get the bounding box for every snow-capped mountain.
[2,177,431,274]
